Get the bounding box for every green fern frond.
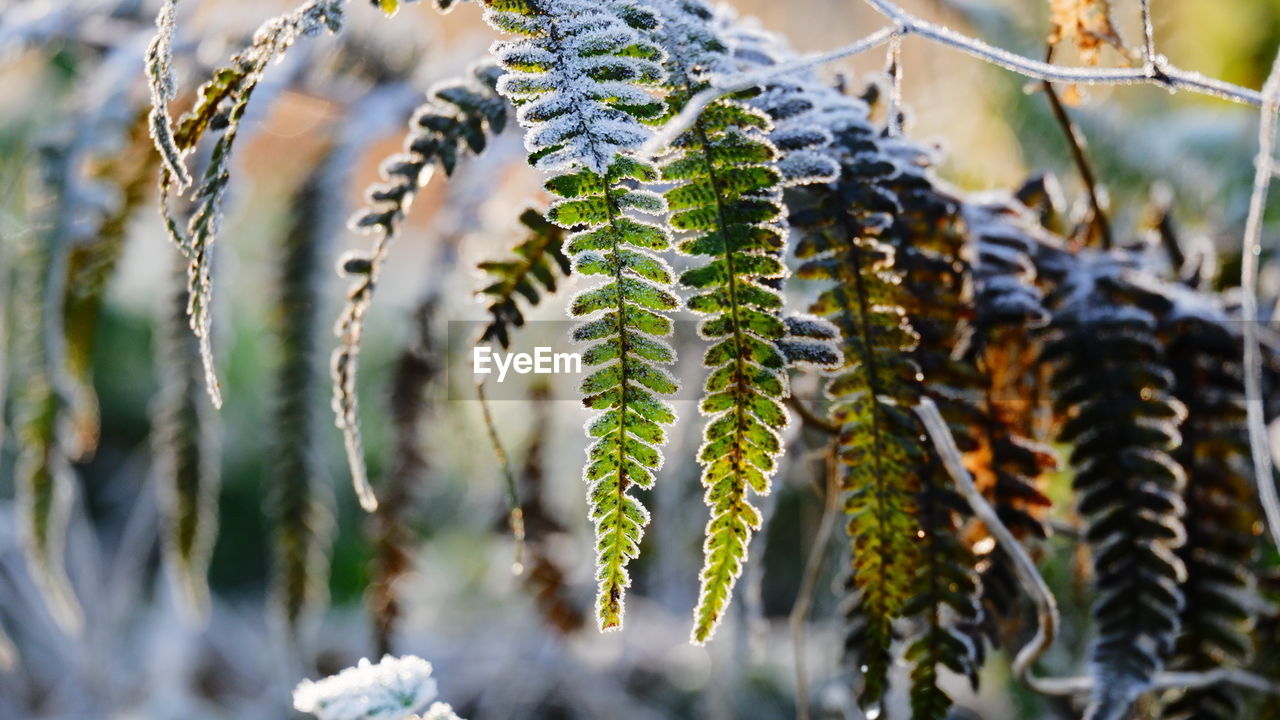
[552,158,677,632]
[153,256,220,624]
[782,84,983,712]
[149,0,345,408]
[647,0,794,644]
[481,0,675,632]
[477,208,571,349]
[1039,249,1189,720]
[333,63,507,512]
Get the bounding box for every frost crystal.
[293,655,440,720]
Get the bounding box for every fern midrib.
[835,226,897,615]
[694,116,752,570]
[604,178,634,609]
[1072,320,1156,662]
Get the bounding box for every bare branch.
[1140,0,1157,68]
[886,34,903,135]
[860,0,1262,105]
[1241,51,1280,553]
[1041,45,1113,249]
[640,26,897,156]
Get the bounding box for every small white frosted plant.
[292,654,464,720]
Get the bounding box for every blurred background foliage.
[3,0,1280,718]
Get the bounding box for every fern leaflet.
[334,63,507,511]
[481,0,676,631]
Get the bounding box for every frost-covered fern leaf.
[483,0,665,173]
[480,0,676,632]
[334,63,507,513]
[153,256,220,623]
[145,0,189,190]
[778,314,841,369]
[1039,248,1188,720]
[478,208,571,349]
[150,0,345,409]
[551,156,678,632]
[646,0,793,644]
[714,15,845,189]
[1139,285,1257,720]
[272,159,337,637]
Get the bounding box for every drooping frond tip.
[481,0,677,632]
[332,63,507,513]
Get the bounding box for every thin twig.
[648,1,1268,159]
[1041,45,1113,249]
[886,34,903,135]
[477,381,526,575]
[860,0,1253,102]
[789,444,841,720]
[916,398,1280,698]
[914,398,1059,693]
[1241,51,1280,554]
[787,395,839,435]
[641,26,898,155]
[1140,0,1157,69]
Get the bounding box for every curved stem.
[1242,52,1280,553]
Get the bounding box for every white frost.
[293,655,440,720]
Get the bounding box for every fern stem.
[477,381,526,576]
[1241,51,1280,555]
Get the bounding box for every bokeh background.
[3,0,1280,718]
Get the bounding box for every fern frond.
[145,0,189,189]
[477,208,570,349]
[271,158,336,637]
[150,0,345,408]
[1039,249,1188,720]
[963,197,1056,644]
[13,144,89,635]
[333,63,507,512]
[767,57,982,711]
[153,256,219,623]
[481,0,675,632]
[646,0,793,644]
[1146,288,1257,720]
[63,111,158,461]
[553,159,677,632]
[370,299,439,655]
